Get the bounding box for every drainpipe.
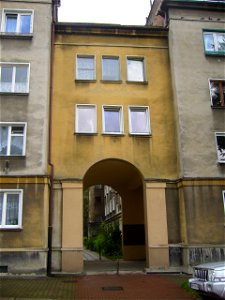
[47,0,58,276]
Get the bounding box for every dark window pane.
[5,14,17,33]
[6,194,19,225]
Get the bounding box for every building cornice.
[162,0,225,12]
[55,22,168,38]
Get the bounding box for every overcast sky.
[58,0,150,25]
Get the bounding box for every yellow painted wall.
[52,25,178,181]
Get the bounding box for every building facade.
[51,23,178,273]
[148,0,225,273]
[0,0,53,274]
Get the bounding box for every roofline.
[161,0,225,11]
[55,22,168,38]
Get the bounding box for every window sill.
[75,132,98,136]
[129,133,152,137]
[0,228,22,232]
[0,32,33,40]
[205,51,225,57]
[0,92,29,96]
[102,133,125,136]
[211,105,225,109]
[126,80,148,85]
[75,79,97,83]
[0,156,26,160]
[101,80,122,84]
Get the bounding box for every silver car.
[189,261,225,299]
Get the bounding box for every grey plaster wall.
[168,9,225,178]
[0,0,52,175]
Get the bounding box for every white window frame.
[75,104,97,134]
[0,122,27,156]
[203,31,225,55]
[126,56,147,82]
[1,9,34,35]
[209,78,225,107]
[101,56,120,81]
[0,63,30,94]
[215,132,225,163]
[223,190,225,214]
[76,55,96,81]
[102,105,124,135]
[0,189,23,229]
[128,106,151,135]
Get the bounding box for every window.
[127,57,146,82]
[102,106,123,134]
[0,63,30,93]
[0,123,27,156]
[76,55,95,80]
[203,30,225,56]
[75,105,96,134]
[102,56,120,81]
[0,190,23,229]
[129,106,151,135]
[209,79,225,107]
[1,9,33,35]
[223,191,225,214]
[215,133,225,163]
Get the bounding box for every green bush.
[85,222,122,259]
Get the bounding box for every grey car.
[189,261,225,299]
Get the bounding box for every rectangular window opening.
[0,190,23,229]
[209,79,225,107]
[127,57,146,82]
[102,56,120,81]
[76,55,95,81]
[0,63,30,94]
[0,123,26,156]
[215,132,225,163]
[2,9,33,35]
[75,105,97,134]
[129,106,151,135]
[203,30,225,56]
[102,106,123,135]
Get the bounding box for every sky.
[58,0,151,25]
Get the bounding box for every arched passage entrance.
[83,159,146,262]
[60,159,169,273]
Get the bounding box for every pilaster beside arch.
[144,182,169,271]
[61,181,83,273]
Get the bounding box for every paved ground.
[75,274,195,300]
[0,274,196,300]
[0,250,197,300]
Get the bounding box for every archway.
[83,159,146,263]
